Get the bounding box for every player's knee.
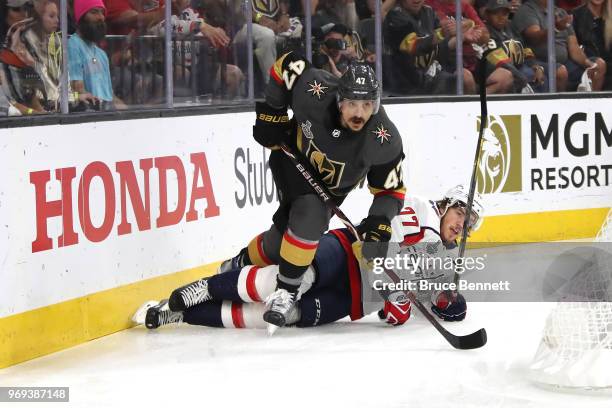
[289,195,331,238]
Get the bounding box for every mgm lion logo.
[476,115,522,194]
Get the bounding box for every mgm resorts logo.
[476,115,522,194]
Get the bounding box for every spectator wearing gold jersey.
[483,0,548,92]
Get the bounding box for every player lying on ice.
[133,185,484,330]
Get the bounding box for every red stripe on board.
[246,266,262,302]
[231,302,245,328]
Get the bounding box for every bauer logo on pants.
[476,115,522,194]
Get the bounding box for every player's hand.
[357,215,392,261]
[431,290,467,321]
[253,101,291,148]
[378,295,411,326]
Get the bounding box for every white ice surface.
[1,302,611,408]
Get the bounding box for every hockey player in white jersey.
[133,185,484,330]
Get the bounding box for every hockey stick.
[278,142,487,350]
[454,57,488,286]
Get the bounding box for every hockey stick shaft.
[278,143,487,350]
[454,58,488,285]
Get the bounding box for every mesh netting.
[530,209,612,389]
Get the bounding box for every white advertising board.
[0,97,610,317]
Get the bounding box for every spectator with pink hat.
[68,0,125,109]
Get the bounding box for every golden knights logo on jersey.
[488,38,525,66]
[252,0,279,18]
[415,46,439,70]
[502,39,525,66]
[305,141,345,189]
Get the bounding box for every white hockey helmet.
[441,184,485,231]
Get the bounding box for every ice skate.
[263,288,297,335]
[135,299,183,329]
[168,278,211,311]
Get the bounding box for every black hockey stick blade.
[455,328,488,350]
[405,289,487,350]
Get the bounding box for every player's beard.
[78,19,107,44]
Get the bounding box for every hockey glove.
[431,290,467,322]
[378,293,411,326]
[358,215,392,261]
[253,101,291,149]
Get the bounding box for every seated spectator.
[312,23,363,76]
[483,0,547,92]
[429,0,515,92]
[572,0,612,90]
[68,0,126,109]
[512,0,606,91]
[312,0,360,31]
[383,0,477,95]
[148,0,245,99]
[232,0,278,86]
[1,0,33,46]
[5,0,97,112]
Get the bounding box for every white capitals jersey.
[360,195,457,315]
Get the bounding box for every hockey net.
[530,209,612,389]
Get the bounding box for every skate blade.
[267,323,279,337]
[132,300,159,325]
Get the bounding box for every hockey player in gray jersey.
[166,53,406,332]
[134,185,484,330]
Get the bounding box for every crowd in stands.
[1,0,611,116]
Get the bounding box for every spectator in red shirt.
[104,0,164,35]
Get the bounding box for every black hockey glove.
[431,291,467,322]
[357,215,392,261]
[253,101,291,149]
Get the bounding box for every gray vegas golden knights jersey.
[266,53,405,199]
[360,195,458,315]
